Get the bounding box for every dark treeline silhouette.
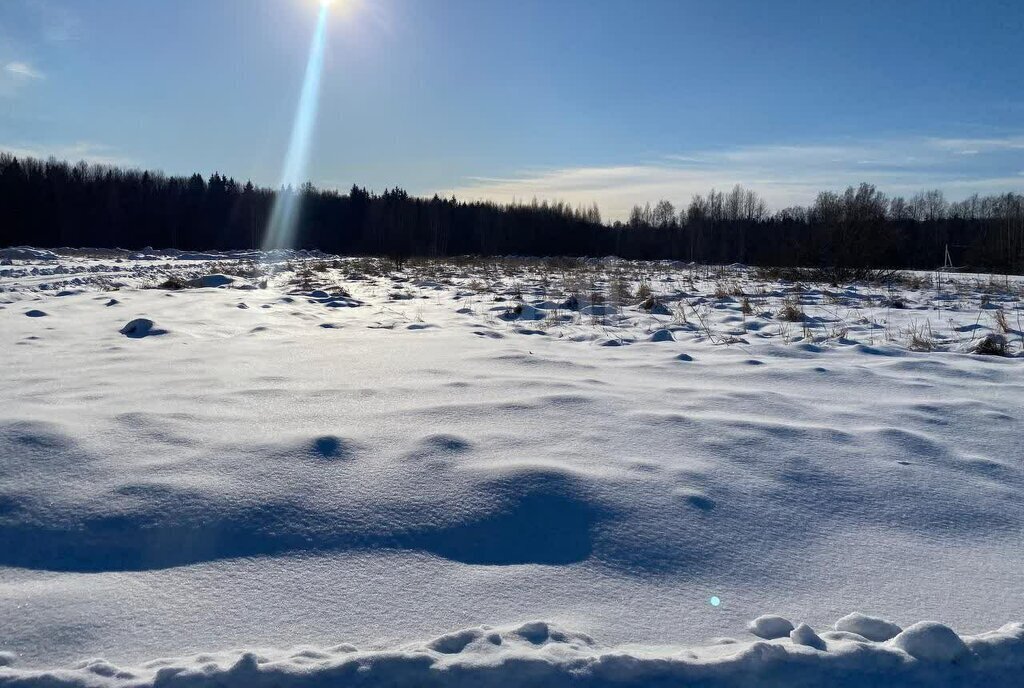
[2,153,1023,272]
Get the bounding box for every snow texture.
[1,251,1022,686]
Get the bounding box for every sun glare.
[263,1,332,251]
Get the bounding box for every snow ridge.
[1,618,1022,688]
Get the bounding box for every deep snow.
[1,250,1022,686]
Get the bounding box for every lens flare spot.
[709,596,722,607]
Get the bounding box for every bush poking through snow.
[972,333,1008,356]
[906,322,937,351]
[993,309,1010,335]
[778,298,805,322]
[639,295,672,315]
[156,277,189,290]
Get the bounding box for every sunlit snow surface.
[1,248,1022,686]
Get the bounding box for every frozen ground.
[1,248,1023,686]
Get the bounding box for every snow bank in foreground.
[1,618,1021,688]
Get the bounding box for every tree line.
[2,153,1022,272]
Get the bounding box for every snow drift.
[1,618,1022,688]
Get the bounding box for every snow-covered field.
[2,247,1023,687]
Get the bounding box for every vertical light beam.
[263,3,331,250]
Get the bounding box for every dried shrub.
[779,297,805,322]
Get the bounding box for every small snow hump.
[649,328,675,342]
[119,318,167,338]
[889,621,969,662]
[790,623,827,651]
[835,612,902,642]
[187,274,236,288]
[748,614,795,640]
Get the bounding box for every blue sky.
[1,0,1022,219]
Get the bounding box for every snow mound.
[499,304,546,321]
[187,274,236,289]
[2,619,1022,688]
[835,612,902,641]
[748,614,795,639]
[889,621,970,661]
[119,319,167,338]
[649,328,674,342]
[790,623,826,650]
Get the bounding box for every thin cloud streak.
[1,141,132,167]
[5,61,45,79]
[439,137,1024,221]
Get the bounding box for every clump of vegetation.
[208,260,263,279]
[755,266,901,286]
[973,333,1008,356]
[778,297,805,322]
[610,276,632,303]
[155,276,188,290]
[994,309,1010,334]
[713,282,744,299]
[905,322,936,351]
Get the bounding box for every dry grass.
[778,297,806,322]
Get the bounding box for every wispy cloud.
[5,61,45,80]
[928,136,1024,154]
[438,136,1024,221]
[0,141,133,167]
[0,60,44,97]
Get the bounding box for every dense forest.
[2,153,1022,272]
